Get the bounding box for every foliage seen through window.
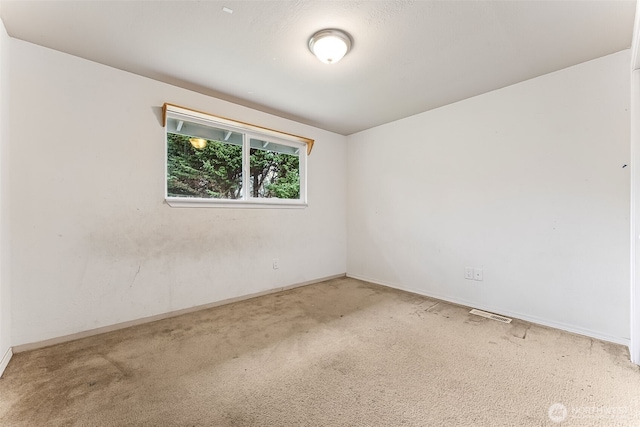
[167,133,300,200]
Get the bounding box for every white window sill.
[165,197,308,209]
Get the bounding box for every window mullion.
[242,133,250,200]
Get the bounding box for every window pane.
[249,138,300,199]
[167,132,243,199]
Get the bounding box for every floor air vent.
[469,309,512,324]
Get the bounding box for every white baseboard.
[13,273,347,353]
[347,273,630,347]
[0,347,12,378]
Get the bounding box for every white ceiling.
[0,0,636,135]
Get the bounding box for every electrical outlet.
[473,268,483,281]
[272,258,279,270]
[464,267,474,280]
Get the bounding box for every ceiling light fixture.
[189,137,207,149]
[308,29,352,64]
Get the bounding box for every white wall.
[9,39,347,346]
[348,50,631,344]
[0,15,12,374]
[630,0,640,364]
[631,68,640,363]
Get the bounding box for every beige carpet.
[1,277,639,426]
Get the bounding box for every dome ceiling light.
[308,29,352,64]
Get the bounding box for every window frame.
[163,103,313,208]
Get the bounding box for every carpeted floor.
[0,277,639,426]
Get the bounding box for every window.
[163,104,313,207]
